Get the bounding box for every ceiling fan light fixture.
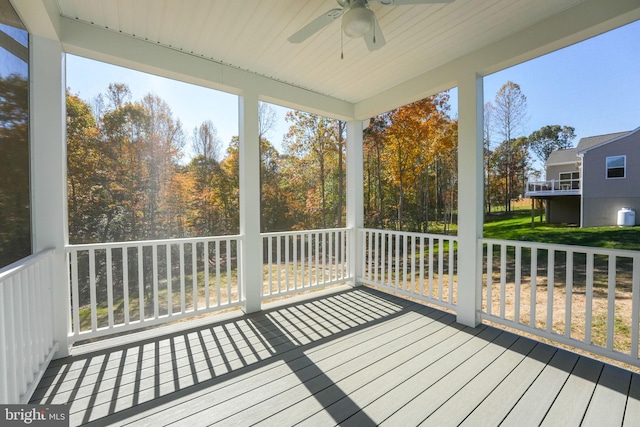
[342,5,373,37]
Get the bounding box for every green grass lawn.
[483,209,640,251]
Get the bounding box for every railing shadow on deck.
[31,286,639,426]
[31,287,410,425]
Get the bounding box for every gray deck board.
[423,336,539,426]
[29,285,640,427]
[378,330,520,426]
[500,348,580,426]
[171,309,448,426]
[624,373,640,426]
[459,342,558,426]
[540,355,603,426]
[294,324,492,427]
[582,364,633,427]
[255,318,466,425]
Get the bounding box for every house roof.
[546,130,632,166]
[547,147,580,165]
[578,128,640,154]
[576,131,631,153]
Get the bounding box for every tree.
[491,81,528,212]
[363,115,390,228]
[491,136,530,206]
[192,120,221,162]
[258,102,277,141]
[382,95,452,231]
[528,125,576,163]
[284,111,343,229]
[258,102,281,232]
[483,102,494,214]
[66,91,102,243]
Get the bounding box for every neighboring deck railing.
[360,228,458,310]
[67,235,242,340]
[481,238,640,367]
[0,249,58,404]
[262,228,350,300]
[525,178,581,196]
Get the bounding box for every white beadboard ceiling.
[54,0,585,104]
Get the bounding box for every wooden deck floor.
[32,286,640,426]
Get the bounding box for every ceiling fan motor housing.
[342,3,373,37]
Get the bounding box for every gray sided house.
[526,128,640,227]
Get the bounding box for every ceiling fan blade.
[288,8,344,43]
[377,0,454,5]
[364,13,386,51]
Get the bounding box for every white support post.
[30,35,70,357]
[346,120,364,287]
[456,72,484,327]
[239,91,262,313]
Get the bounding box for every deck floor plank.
[94,297,434,426]
[540,355,603,426]
[28,286,640,427]
[249,315,468,426]
[378,331,520,426]
[624,372,640,427]
[335,327,508,427]
[500,348,580,427]
[63,292,424,422]
[423,337,540,426]
[294,324,493,427]
[169,308,450,426]
[459,342,558,426]
[582,363,633,427]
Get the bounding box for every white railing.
[67,235,242,340]
[262,228,350,299]
[526,178,581,195]
[481,238,640,367]
[360,228,457,310]
[0,249,58,404]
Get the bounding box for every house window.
[606,155,626,179]
[559,171,579,189]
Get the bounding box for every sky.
[66,18,640,170]
[0,23,27,78]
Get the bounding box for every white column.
[346,120,364,287]
[238,91,262,313]
[456,72,484,327]
[30,36,70,357]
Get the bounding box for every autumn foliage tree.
[67,84,459,246]
[363,93,458,232]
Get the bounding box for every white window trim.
[606,155,626,179]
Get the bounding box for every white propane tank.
[617,207,636,227]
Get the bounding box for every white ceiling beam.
[354,0,640,119]
[60,17,355,121]
[10,0,60,41]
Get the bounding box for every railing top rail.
[261,227,349,237]
[360,228,458,241]
[481,237,640,258]
[0,248,55,282]
[66,234,243,251]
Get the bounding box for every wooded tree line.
[66,83,352,243]
[67,84,461,243]
[66,80,575,244]
[484,81,576,213]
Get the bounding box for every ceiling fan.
[288,0,454,52]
